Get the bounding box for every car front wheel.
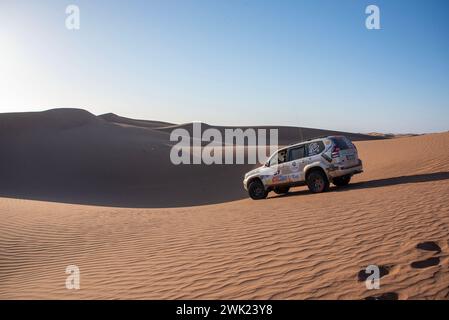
[248,180,268,200]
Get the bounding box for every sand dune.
[0,109,382,207]
[0,110,448,299]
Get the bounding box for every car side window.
[307,141,325,156]
[288,146,305,161]
[269,149,287,166]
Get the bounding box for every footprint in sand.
[365,292,398,300]
[411,257,440,269]
[411,241,442,269]
[416,241,441,253]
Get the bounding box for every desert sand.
[0,109,448,299]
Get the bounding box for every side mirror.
[264,162,270,167]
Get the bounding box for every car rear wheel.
[274,186,290,195]
[333,175,351,187]
[306,170,330,193]
[248,180,268,200]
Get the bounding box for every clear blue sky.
[1,0,448,133]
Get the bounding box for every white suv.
[243,136,363,200]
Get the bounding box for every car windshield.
[269,149,287,166]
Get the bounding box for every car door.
[281,145,307,183]
[263,149,288,186]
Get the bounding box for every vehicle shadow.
[269,172,449,199]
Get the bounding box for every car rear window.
[330,137,351,150]
[306,141,325,156]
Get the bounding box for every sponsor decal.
[272,175,288,183]
[290,162,300,172]
[289,173,300,181]
[308,142,321,156]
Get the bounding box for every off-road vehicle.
[243,136,363,199]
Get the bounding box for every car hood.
[245,166,264,178]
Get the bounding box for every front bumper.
[243,178,249,191]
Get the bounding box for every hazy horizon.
[1,0,449,134]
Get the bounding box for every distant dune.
[98,112,175,129]
[367,132,422,139]
[97,111,385,145]
[0,108,384,208]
